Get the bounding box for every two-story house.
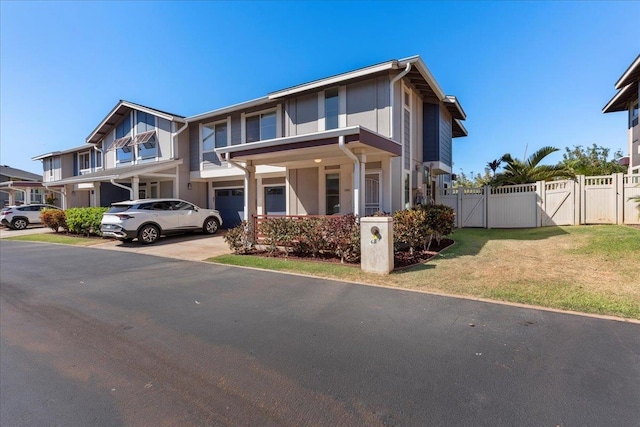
[603,54,639,174]
[33,55,467,227]
[0,165,43,206]
[33,101,190,209]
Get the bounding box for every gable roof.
[615,54,640,89]
[187,55,466,122]
[86,100,185,145]
[32,144,94,161]
[0,165,42,181]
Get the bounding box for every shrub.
[223,221,255,254]
[40,208,67,233]
[325,214,360,263]
[65,207,108,236]
[258,217,300,256]
[422,204,455,247]
[294,217,327,258]
[393,204,455,253]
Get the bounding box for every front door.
[365,173,381,215]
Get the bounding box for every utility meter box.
[360,217,394,274]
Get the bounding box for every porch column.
[353,160,361,216]
[132,176,140,200]
[244,163,257,222]
[24,187,31,204]
[8,190,15,206]
[94,182,101,207]
[61,187,68,210]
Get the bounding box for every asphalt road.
[1,241,639,426]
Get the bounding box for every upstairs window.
[115,115,133,163]
[631,103,639,128]
[136,112,157,160]
[47,158,53,178]
[202,121,228,152]
[325,87,339,130]
[78,151,91,175]
[246,111,276,143]
[137,111,155,133]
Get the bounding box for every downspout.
[171,121,189,160]
[389,62,413,139]
[110,178,134,200]
[338,135,361,217]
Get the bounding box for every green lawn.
[209,225,640,320]
[5,233,105,246]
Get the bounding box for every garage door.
[265,186,285,215]
[215,189,244,228]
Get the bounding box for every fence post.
[572,179,579,225]
[536,181,545,227]
[578,175,585,225]
[615,173,624,225]
[457,188,463,228]
[484,185,490,229]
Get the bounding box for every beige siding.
[288,93,318,136]
[156,118,172,160]
[288,167,318,214]
[346,80,377,130]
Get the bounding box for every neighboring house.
[603,54,639,174]
[33,55,468,227]
[32,101,189,209]
[0,165,44,206]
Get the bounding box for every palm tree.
[493,146,575,186]
[487,159,502,177]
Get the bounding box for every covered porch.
[214,126,401,223]
[46,159,184,208]
[0,181,50,206]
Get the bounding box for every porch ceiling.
[216,126,401,166]
[48,159,183,186]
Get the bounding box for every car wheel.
[11,218,28,230]
[138,224,160,244]
[203,217,219,234]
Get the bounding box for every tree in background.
[493,146,575,185]
[453,168,492,188]
[561,144,627,176]
[487,159,502,177]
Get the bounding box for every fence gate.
[542,180,575,226]
[582,176,617,224]
[488,184,538,228]
[460,188,486,227]
[623,175,640,225]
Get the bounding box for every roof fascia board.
[186,96,271,123]
[48,159,183,186]
[267,61,396,99]
[603,83,634,113]
[453,119,468,137]
[444,96,467,120]
[32,144,95,160]
[615,55,640,89]
[401,56,446,101]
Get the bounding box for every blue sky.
[1,1,638,175]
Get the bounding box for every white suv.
[100,198,223,244]
[0,204,61,230]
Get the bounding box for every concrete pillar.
[360,216,394,274]
[132,176,140,200]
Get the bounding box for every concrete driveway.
[0,225,231,261]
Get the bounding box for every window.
[403,90,411,170]
[78,152,90,175]
[137,111,155,133]
[115,116,133,163]
[47,158,53,178]
[202,122,228,152]
[325,87,339,130]
[631,103,639,127]
[246,111,276,142]
[136,111,156,160]
[95,149,102,169]
[326,173,340,215]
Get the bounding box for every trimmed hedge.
[393,204,455,253]
[65,207,108,236]
[223,221,255,254]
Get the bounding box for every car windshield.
[106,205,132,214]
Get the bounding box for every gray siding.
[230,113,241,145]
[347,80,377,130]
[439,109,452,167]
[156,117,172,160]
[288,93,318,136]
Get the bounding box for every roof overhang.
[46,159,183,186]
[603,81,638,113]
[615,55,640,89]
[86,101,185,145]
[452,119,468,138]
[0,181,44,189]
[32,144,94,161]
[215,126,401,165]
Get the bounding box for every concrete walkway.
[0,225,231,262]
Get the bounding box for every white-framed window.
[202,120,229,152]
[324,87,339,130]
[631,102,639,127]
[245,110,277,143]
[78,151,91,175]
[402,89,411,171]
[47,158,53,178]
[95,147,102,169]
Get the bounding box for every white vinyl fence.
[437,173,640,228]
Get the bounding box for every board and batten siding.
[346,77,390,135]
[285,93,318,136]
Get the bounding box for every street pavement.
[1,240,639,426]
